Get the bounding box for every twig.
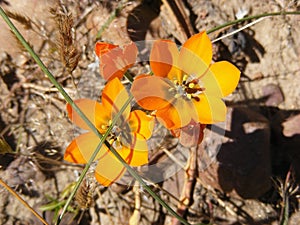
[171,146,198,225]
[161,0,194,43]
[0,178,49,225]
[279,169,293,225]
[129,181,141,225]
[97,188,114,224]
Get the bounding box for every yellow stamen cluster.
[169,74,204,102]
[100,119,112,130]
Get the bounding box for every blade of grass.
[95,2,123,40]
[212,17,266,43]
[0,7,192,225]
[207,11,300,34]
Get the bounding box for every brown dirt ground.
[0,0,300,225]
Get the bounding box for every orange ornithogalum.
[64,78,154,186]
[95,42,138,81]
[131,31,240,130]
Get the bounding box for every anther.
[168,87,174,92]
[188,82,195,88]
[193,96,200,102]
[109,138,114,145]
[183,74,188,82]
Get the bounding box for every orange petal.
[119,135,148,166]
[97,42,138,81]
[128,110,154,139]
[203,61,240,97]
[150,40,182,80]
[194,94,227,124]
[131,75,173,110]
[102,78,130,121]
[67,99,104,131]
[94,151,126,186]
[179,31,212,77]
[156,99,197,130]
[123,42,138,68]
[95,42,118,58]
[64,132,107,164]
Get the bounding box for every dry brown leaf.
[282,114,300,137]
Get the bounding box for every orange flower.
[131,31,240,130]
[95,42,138,81]
[64,78,154,186]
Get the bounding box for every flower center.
[169,74,205,101]
[101,120,132,150]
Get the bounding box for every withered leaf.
[282,114,300,137]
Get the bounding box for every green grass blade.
[207,11,300,34]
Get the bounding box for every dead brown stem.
[171,146,197,225]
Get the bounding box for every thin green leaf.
[39,200,66,211]
[207,11,300,34]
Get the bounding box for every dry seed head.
[50,6,80,73]
[75,177,97,209]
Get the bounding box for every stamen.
[168,87,174,92]
[101,124,107,130]
[112,139,122,150]
[192,96,200,102]
[108,138,115,145]
[183,74,188,82]
[188,82,195,88]
[174,93,180,98]
[170,73,205,102]
[116,136,121,142]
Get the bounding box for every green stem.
[95,3,123,40]
[0,6,191,225]
[207,11,300,34]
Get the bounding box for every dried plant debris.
[0,137,13,155]
[5,10,33,30]
[50,5,80,73]
[75,177,97,209]
[282,113,300,137]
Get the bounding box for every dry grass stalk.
[5,10,35,53]
[5,10,32,30]
[50,6,80,73]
